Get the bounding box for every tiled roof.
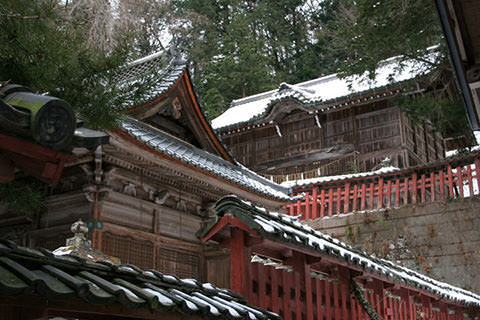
[281,166,400,188]
[120,118,292,200]
[212,50,438,130]
[203,195,480,307]
[0,239,280,320]
[118,54,188,110]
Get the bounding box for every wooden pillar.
[344,183,350,213]
[411,172,417,205]
[378,177,384,209]
[305,264,314,320]
[230,228,246,295]
[312,188,318,219]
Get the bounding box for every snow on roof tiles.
[208,195,480,307]
[212,51,437,130]
[121,118,292,200]
[0,239,279,320]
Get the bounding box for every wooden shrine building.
[0,52,292,288]
[212,55,446,183]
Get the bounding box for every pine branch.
[350,280,381,320]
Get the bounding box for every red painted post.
[344,182,350,213]
[295,272,302,320]
[230,228,246,295]
[395,178,400,207]
[315,279,323,320]
[340,283,348,320]
[320,189,325,218]
[448,164,454,198]
[467,164,474,198]
[305,192,311,220]
[361,183,366,211]
[305,265,313,320]
[456,166,464,198]
[386,179,392,208]
[258,263,266,309]
[325,281,332,320]
[439,170,445,200]
[420,173,426,203]
[369,182,375,210]
[296,198,302,217]
[350,293,357,320]
[271,268,280,314]
[333,282,340,320]
[404,177,409,205]
[282,271,291,320]
[412,172,418,205]
[430,171,436,202]
[352,184,358,212]
[336,187,342,214]
[312,188,318,219]
[328,188,334,217]
[376,292,382,319]
[378,177,384,209]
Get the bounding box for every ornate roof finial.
[53,219,120,264]
[66,219,91,248]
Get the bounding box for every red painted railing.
[249,260,462,320]
[285,153,480,220]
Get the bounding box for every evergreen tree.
[171,0,344,119]
[0,0,143,129]
[329,0,470,136]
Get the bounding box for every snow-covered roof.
[120,118,292,200]
[281,166,400,188]
[207,195,480,307]
[0,239,280,320]
[212,52,436,130]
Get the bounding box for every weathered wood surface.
[219,101,445,181]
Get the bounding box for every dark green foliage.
[329,0,471,137]
[394,91,467,137]
[332,0,445,79]
[0,180,46,217]
[0,0,138,129]
[171,0,344,118]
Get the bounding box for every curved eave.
[125,68,235,164]
[110,129,292,208]
[215,81,412,134]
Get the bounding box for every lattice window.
[157,247,200,279]
[102,232,154,269]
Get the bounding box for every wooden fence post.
[312,188,318,219]
[378,177,384,209]
[344,182,350,213]
[230,228,246,295]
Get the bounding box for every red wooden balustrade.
[201,217,472,320]
[285,154,480,219]
[248,261,462,320]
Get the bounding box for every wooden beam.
[230,228,247,295]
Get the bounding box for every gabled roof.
[117,51,235,163]
[200,195,480,307]
[119,118,292,201]
[212,52,436,130]
[0,239,280,320]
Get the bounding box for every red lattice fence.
[248,260,461,320]
[285,154,480,220]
